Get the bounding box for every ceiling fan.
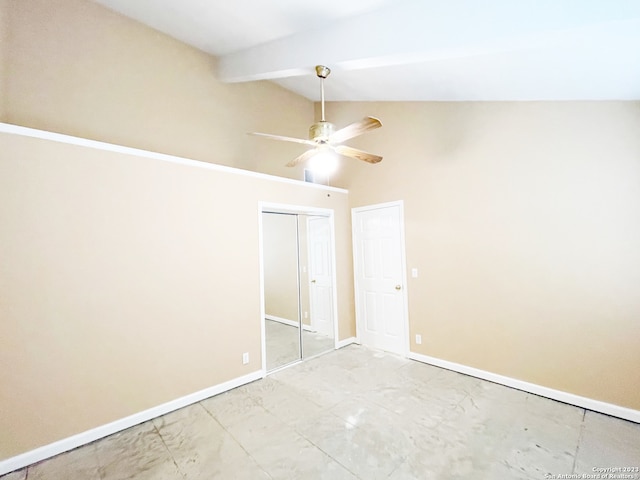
[249,65,383,168]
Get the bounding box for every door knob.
[311,279,317,283]
[395,285,402,290]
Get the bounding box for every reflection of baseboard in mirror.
[266,315,317,332]
[260,204,338,373]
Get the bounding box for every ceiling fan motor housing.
[309,121,334,143]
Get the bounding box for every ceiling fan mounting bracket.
[315,65,331,79]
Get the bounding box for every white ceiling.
[93,0,640,101]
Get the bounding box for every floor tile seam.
[293,406,416,468]
[220,436,274,480]
[365,395,412,419]
[290,432,364,480]
[197,402,264,436]
[197,396,266,431]
[198,402,273,479]
[571,408,587,474]
[234,450,275,480]
[464,392,480,409]
[151,423,187,480]
[197,400,247,444]
[385,456,409,479]
[198,400,275,479]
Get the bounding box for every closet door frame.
[258,202,339,375]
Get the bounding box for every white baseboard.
[265,315,315,332]
[336,336,359,349]
[0,370,263,476]
[407,352,640,424]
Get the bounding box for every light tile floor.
[3,345,639,479]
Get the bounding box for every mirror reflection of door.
[304,216,335,357]
[262,210,336,372]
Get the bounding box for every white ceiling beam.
[218,0,640,82]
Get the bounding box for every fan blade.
[286,148,318,167]
[335,145,382,164]
[330,116,382,144]
[249,132,316,147]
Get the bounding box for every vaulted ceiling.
[93,0,640,101]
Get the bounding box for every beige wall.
[3,0,636,462]
[0,0,8,120]
[0,131,354,460]
[263,213,299,321]
[0,0,357,461]
[325,101,640,411]
[4,0,313,178]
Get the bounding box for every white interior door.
[307,216,334,337]
[352,202,408,355]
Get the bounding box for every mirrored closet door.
[262,210,336,372]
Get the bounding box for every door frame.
[351,200,410,356]
[258,202,339,375]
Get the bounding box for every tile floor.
[3,345,639,479]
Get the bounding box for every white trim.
[0,123,347,194]
[351,200,410,357]
[0,370,263,476]
[328,215,341,351]
[352,200,407,214]
[396,202,410,357]
[408,352,640,424]
[260,202,338,216]
[336,337,360,349]
[265,315,315,332]
[257,207,268,375]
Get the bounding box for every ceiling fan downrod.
[316,65,331,122]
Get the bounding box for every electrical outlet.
[415,334,422,345]
[242,352,249,365]
[304,311,308,319]
[411,268,418,278]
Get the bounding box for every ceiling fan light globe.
[308,149,338,175]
